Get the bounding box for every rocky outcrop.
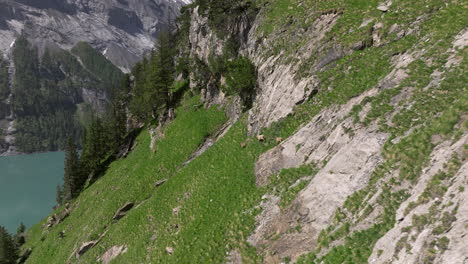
[186,5,342,134]
[254,87,381,186]
[187,5,254,106]
[155,179,168,187]
[76,240,98,258]
[245,12,341,134]
[17,248,32,264]
[188,6,224,64]
[45,203,72,228]
[250,88,389,260]
[369,135,468,264]
[231,8,467,261]
[99,245,128,264]
[112,202,134,221]
[75,230,108,258]
[166,246,174,255]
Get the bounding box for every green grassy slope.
[22,94,319,264]
[22,96,232,263]
[21,0,467,263]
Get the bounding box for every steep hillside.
[20,0,467,263]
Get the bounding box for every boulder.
[257,135,265,141]
[99,245,128,264]
[46,203,71,228]
[172,206,181,215]
[46,215,57,228]
[377,5,389,12]
[112,202,135,221]
[377,2,392,12]
[58,207,70,221]
[155,179,168,187]
[76,241,97,258]
[17,248,32,264]
[166,247,174,255]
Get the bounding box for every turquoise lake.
[0,152,64,234]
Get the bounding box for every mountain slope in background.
[0,0,190,71]
[0,0,190,155]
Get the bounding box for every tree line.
[56,88,128,204]
[56,29,177,205]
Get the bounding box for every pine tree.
[15,224,25,236]
[129,29,176,123]
[155,30,175,110]
[0,226,18,264]
[15,223,26,247]
[120,74,132,95]
[145,30,175,118]
[129,59,151,121]
[110,97,127,152]
[55,184,64,206]
[63,138,82,201]
[79,117,109,181]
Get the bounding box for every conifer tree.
[63,138,81,200]
[155,30,175,110]
[129,59,151,121]
[55,184,64,206]
[129,29,176,122]
[80,117,109,181]
[15,223,26,247]
[120,74,132,95]
[0,226,18,264]
[15,224,25,236]
[144,30,175,118]
[110,97,127,151]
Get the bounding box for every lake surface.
[0,152,64,233]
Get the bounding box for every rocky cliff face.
[185,1,467,263]
[0,0,190,72]
[0,0,189,71]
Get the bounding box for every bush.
[224,56,257,109]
